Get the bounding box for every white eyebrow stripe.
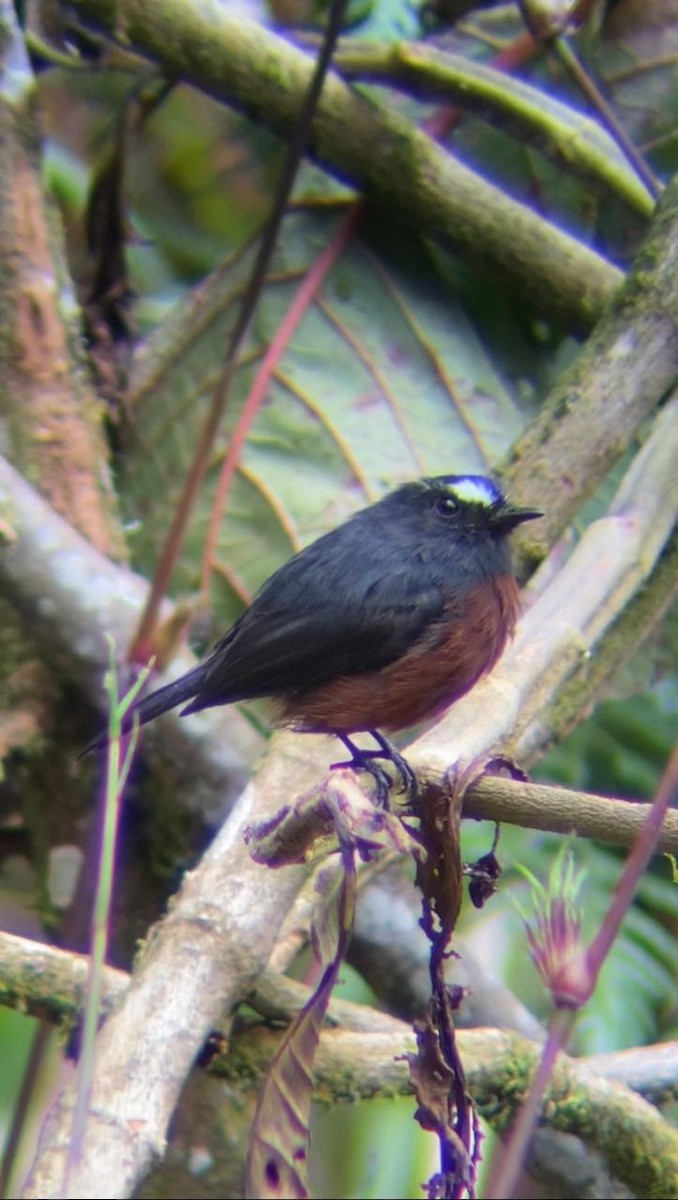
[448,478,496,507]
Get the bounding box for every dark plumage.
[119,476,540,775]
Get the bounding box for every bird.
[111,475,541,798]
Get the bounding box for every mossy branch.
[331,40,654,217]
[64,0,621,327]
[3,931,677,1199]
[504,180,678,571]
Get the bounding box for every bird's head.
[422,475,542,533]
[383,475,542,540]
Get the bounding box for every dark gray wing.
[184,525,447,711]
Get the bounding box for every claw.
[333,732,418,807]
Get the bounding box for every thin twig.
[552,35,662,199]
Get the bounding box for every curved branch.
[332,40,654,217]
[64,0,621,328]
[308,1027,678,1200]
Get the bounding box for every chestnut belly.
[280,575,520,735]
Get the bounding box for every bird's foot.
[332,733,418,807]
[372,732,418,801]
[331,749,394,807]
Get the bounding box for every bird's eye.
[435,494,459,517]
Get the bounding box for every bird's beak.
[492,504,543,529]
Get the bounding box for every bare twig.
[464,775,678,854]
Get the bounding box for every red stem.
[200,202,364,599]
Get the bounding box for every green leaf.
[121,207,528,623]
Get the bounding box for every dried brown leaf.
[245,786,359,1198]
[245,770,420,867]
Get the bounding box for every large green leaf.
[121,207,529,623]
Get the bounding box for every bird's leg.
[332,734,394,807]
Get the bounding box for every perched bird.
[116,475,541,795]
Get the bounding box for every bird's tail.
[83,661,207,755]
[129,663,207,728]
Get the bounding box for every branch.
[533,527,678,748]
[0,931,128,1024]
[19,736,313,1200]
[233,1003,678,1199]
[4,931,677,1198]
[0,453,261,821]
[331,40,654,217]
[0,0,124,556]
[64,0,621,328]
[586,1043,678,1105]
[464,775,678,854]
[7,774,676,1026]
[304,1028,678,1199]
[410,387,678,778]
[503,177,678,571]
[3,928,676,1105]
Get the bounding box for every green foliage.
[464,827,678,1055]
[0,1008,36,1164]
[120,208,531,622]
[311,1096,435,1198]
[536,688,677,799]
